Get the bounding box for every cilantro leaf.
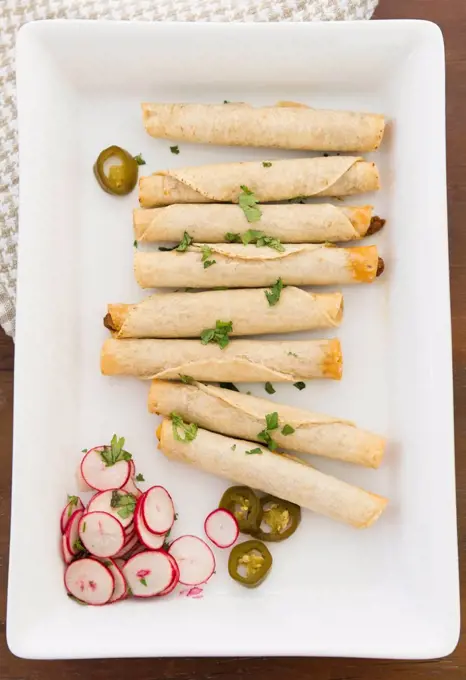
[81,448,88,453]
[110,490,137,519]
[293,382,306,390]
[170,412,198,443]
[241,229,285,252]
[170,145,180,155]
[225,232,242,243]
[133,240,138,248]
[176,231,193,252]
[158,244,178,251]
[200,320,233,350]
[231,444,237,451]
[262,161,272,167]
[135,473,145,482]
[200,245,216,269]
[73,537,86,553]
[223,100,230,104]
[134,154,146,165]
[219,382,239,392]
[140,577,148,586]
[67,495,79,517]
[238,186,262,223]
[179,374,194,384]
[245,447,263,455]
[265,412,279,431]
[99,435,132,467]
[265,382,275,395]
[281,424,295,436]
[265,278,284,307]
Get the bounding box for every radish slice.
[157,553,180,596]
[125,542,146,559]
[66,509,85,555]
[100,558,128,603]
[204,509,239,549]
[168,535,216,586]
[122,476,143,498]
[113,533,139,559]
[61,497,84,534]
[87,489,136,528]
[65,558,114,605]
[130,460,136,477]
[123,550,174,598]
[142,486,175,535]
[81,447,130,492]
[61,533,74,564]
[124,521,135,537]
[76,466,93,492]
[79,511,125,558]
[134,497,165,550]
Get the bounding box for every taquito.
[133,204,385,243]
[104,288,343,339]
[138,157,380,208]
[157,419,388,528]
[134,244,383,289]
[141,103,385,152]
[148,380,385,468]
[101,338,342,381]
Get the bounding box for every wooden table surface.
[1,0,465,677]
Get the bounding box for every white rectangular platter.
[9,19,459,659]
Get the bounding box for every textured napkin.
[0,0,378,339]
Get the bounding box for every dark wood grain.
[1,1,465,677]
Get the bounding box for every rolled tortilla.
[104,288,343,339]
[157,419,388,528]
[138,157,380,208]
[134,244,382,289]
[133,204,385,243]
[141,103,385,152]
[149,380,385,468]
[100,337,342,381]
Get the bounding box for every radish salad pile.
[62,434,302,604]
[62,435,238,605]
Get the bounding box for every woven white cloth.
[0,0,378,339]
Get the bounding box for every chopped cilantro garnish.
[281,424,295,436]
[293,382,306,390]
[170,412,198,443]
[170,145,180,155]
[264,382,275,395]
[176,231,193,252]
[245,447,263,455]
[200,320,233,349]
[238,185,262,223]
[134,154,146,165]
[265,278,284,306]
[99,435,132,467]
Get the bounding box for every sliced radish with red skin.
[62,533,74,565]
[79,511,125,558]
[65,509,84,555]
[123,550,174,598]
[124,542,146,559]
[99,558,128,603]
[61,497,84,534]
[87,489,135,528]
[157,553,180,596]
[122,476,142,498]
[76,466,93,492]
[168,535,216,586]
[130,460,136,477]
[113,533,139,559]
[81,447,130,492]
[124,521,135,537]
[134,497,165,550]
[142,486,175,535]
[204,509,239,549]
[65,558,114,605]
